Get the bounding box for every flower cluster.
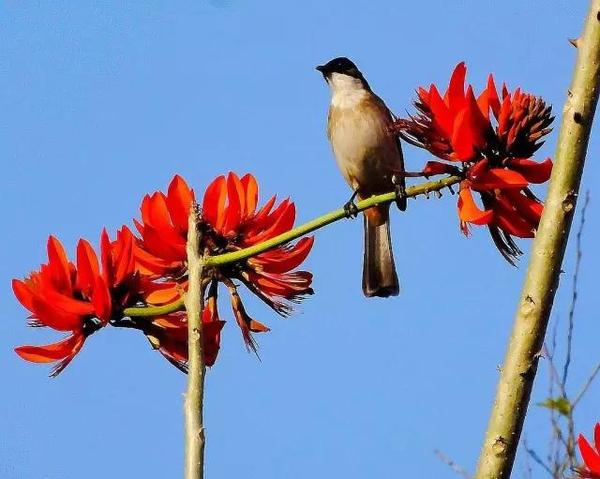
[13,173,314,375]
[578,423,600,478]
[394,62,554,263]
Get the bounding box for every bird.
[316,56,406,298]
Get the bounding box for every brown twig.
[434,449,471,479]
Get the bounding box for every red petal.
[100,229,113,286]
[253,236,314,274]
[76,239,100,295]
[428,84,453,138]
[91,276,112,322]
[252,195,277,224]
[141,224,186,262]
[248,202,296,244]
[579,434,600,473]
[13,279,36,312]
[510,158,553,184]
[445,62,467,113]
[43,289,95,316]
[249,319,270,333]
[15,333,84,363]
[202,175,227,231]
[47,236,72,291]
[133,243,174,276]
[493,196,536,238]
[222,172,244,234]
[167,175,194,232]
[451,108,477,161]
[457,187,494,225]
[422,161,458,176]
[486,75,501,119]
[146,193,174,231]
[241,174,259,218]
[142,280,182,305]
[113,228,135,286]
[28,295,82,331]
[470,168,529,191]
[502,190,543,226]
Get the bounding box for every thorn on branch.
[569,38,580,48]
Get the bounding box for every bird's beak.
[316,65,326,73]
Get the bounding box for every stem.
[204,175,460,267]
[184,203,206,479]
[474,3,600,478]
[117,175,458,320]
[123,297,185,317]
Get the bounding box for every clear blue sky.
[2,1,599,478]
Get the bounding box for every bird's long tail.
[362,206,399,298]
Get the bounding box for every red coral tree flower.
[144,286,225,372]
[134,172,314,357]
[394,62,554,263]
[13,229,138,376]
[577,423,600,478]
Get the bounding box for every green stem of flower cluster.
[474,2,600,477]
[123,297,185,317]
[120,174,460,320]
[204,175,461,267]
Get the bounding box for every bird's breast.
[327,98,399,194]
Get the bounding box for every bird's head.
[316,57,370,91]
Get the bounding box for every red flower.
[457,157,552,263]
[134,172,314,355]
[394,62,554,262]
[201,172,314,315]
[577,423,600,478]
[395,62,553,163]
[395,62,492,161]
[14,230,138,376]
[134,174,194,278]
[144,292,225,372]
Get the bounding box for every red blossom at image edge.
[577,423,600,478]
[394,62,554,263]
[13,173,314,375]
[13,228,138,376]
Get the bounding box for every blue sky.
[1,1,599,478]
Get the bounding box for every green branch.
[117,175,460,320]
[123,297,185,317]
[474,2,600,477]
[204,175,461,267]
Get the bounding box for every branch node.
[492,437,508,457]
[562,190,577,213]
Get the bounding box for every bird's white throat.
[328,72,369,109]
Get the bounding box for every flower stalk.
[204,174,460,267]
[474,2,600,478]
[184,203,206,479]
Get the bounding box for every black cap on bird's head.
[316,57,362,80]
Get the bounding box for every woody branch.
[474,2,600,478]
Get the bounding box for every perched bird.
[317,56,406,298]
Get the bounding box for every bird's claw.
[392,175,407,211]
[343,201,359,219]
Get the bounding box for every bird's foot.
[343,189,360,219]
[392,175,407,211]
[343,200,359,219]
